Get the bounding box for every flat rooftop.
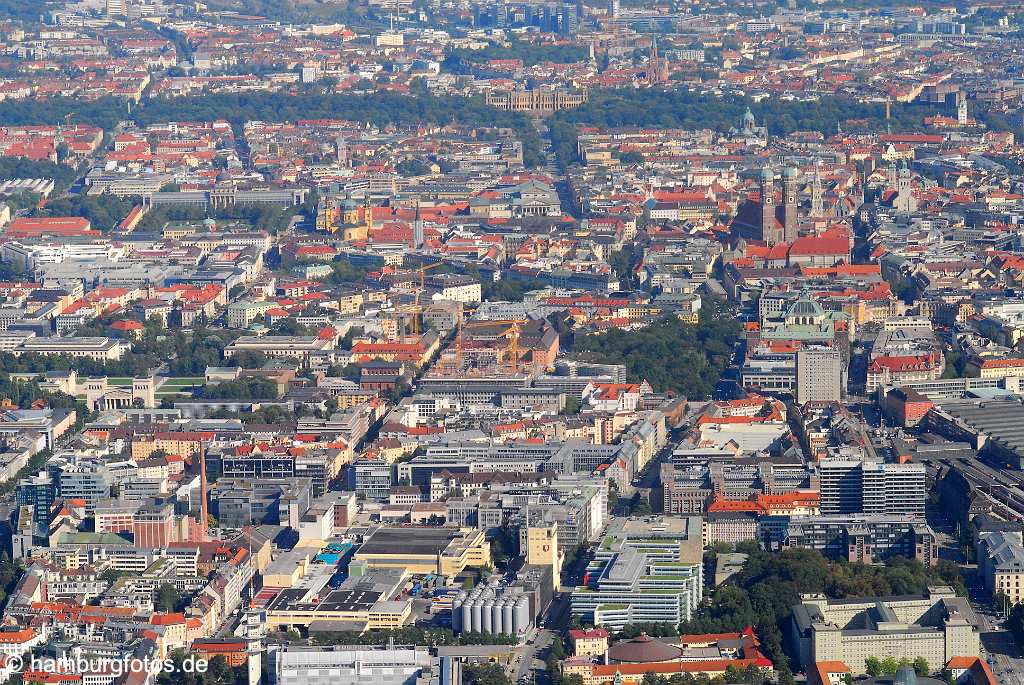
[939,398,1024,451]
[357,527,462,556]
[266,588,383,612]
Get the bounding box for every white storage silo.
[470,599,483,632]
[481,600,493,633]
[501,598,515,635]
[513,595,530,634]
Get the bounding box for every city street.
[508,627,552,684]
[977,609,1024,685]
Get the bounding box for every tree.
[631,497,653,516]
[396,158,431,177]
[1006,602,1024,649]
[618,151,644,165]
[199,377,279,400]
[879,656,900,675]
[155,582,181,612]
[673,548,964,675]
[549,635,566,661]
[462,663,510,685]
[912,657,930,676]
[129,91,545,167]
[865,657,882,677]
[572,302,740,399]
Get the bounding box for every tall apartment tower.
[782,166,799,242]
[760,167,780,245]
[795,347,842,404]
[521,523,559,591]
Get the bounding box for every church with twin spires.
[731,165,802,246]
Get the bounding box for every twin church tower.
[760,166,800,246]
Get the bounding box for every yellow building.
[353,527,490,576]
[131,431,206,460]
[522,524,560,590]
[569,628,609,657]
[266,597,411,632]
[975,358,1024,380]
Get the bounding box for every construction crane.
[410,262,443,336]
[455,318,527,371]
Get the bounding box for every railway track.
[940,457,1024,521]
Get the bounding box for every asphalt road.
[509,627,552,684]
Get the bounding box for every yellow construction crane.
[455,318,527,371]
[410,263,443,336]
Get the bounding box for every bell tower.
[760,167,779,245]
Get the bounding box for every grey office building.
[210,478,312,527]
[795,346,843,404]
[57,462,111,512]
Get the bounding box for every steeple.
[760,166,779,245]
[742,107,756,135]
[335,136,348,167]
[413,199,424,249]
[782,166,799,242]
[364,196,374,232]
[811,162,823,216]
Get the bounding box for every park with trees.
[571,298,740,399]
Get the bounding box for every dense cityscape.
[0,1,1020,685]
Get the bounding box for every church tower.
[335,136,348,167]
[413,200,424,249]
[811,164,823,217]
[782,166,799,242]
[895,160,917,213]
[760,167,779,245]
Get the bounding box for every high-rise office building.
[796,346,843,404]
[16,473,56,540]
[818,458,925,517]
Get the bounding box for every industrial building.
[270,644,432,685]
[927,397,1024,469]
[352,526,490,576]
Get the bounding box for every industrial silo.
[470,598,483,632]
[460,597,472,633]
[501,597,515,635]
[481,600,493,633]
[491,600,503,634]
[513,595,530,634]
[452,597,462,631]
